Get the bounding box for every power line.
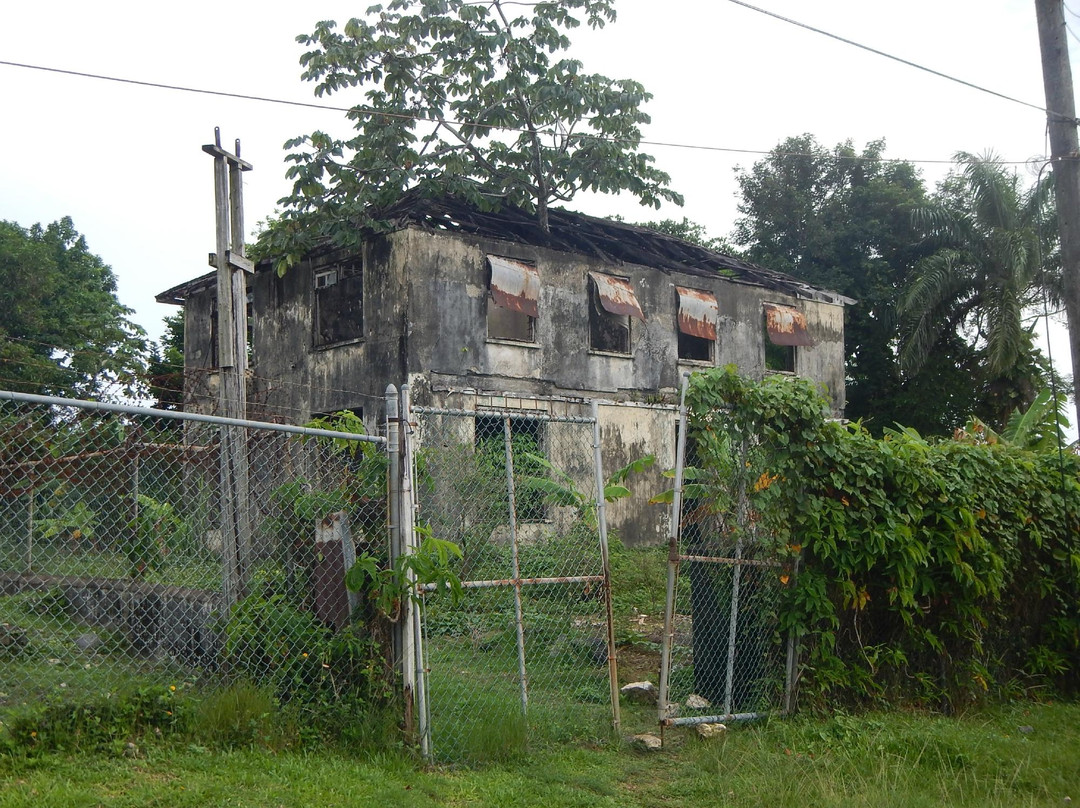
[0,59,1044,168]
[724,0,1075,123]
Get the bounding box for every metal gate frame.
[390,385,620,759]
[657,374,796,741]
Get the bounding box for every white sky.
[1,0,1076,394]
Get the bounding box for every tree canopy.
[0,217,146,398]
[730,136,1063,434]
[899,152,1058,421]
[732,135,951,433]
[262,0,681,267]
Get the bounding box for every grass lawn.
[1,700,1076,807]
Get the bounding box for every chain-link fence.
[658,383,793,734]
[0,390,385,714]
[407,402,618,761]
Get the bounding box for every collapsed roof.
[157,191,853,306]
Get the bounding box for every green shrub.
[685,367,1080,708]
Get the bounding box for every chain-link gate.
[402,395,619,760]
[0,390,385,713]
[658,378,795,738]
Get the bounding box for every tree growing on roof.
[263,0,682,268]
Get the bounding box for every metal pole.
[502,416,529,715]
[400,385,430,758]
[590,400,620,734]
[783,555,802,715]
[0,390,384,445]
[658,373,691,732]
[386,385,413,733]
[25,489,33,573]
[724,437,751,718]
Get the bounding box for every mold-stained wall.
[176,223,846,545]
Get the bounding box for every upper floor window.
[487,256,539,342]
[589,272,644,354]
[676,286,718,362]
[314,259,363,348]
[763,303,812,373]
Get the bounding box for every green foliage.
[1,683,187,755]
[686,367,1080,707]
[517,452,655,531]
[895,152,1061,428]
[193,681,277,750]
[0,216,146,398]
[345,531,464,620]
[222,586,390,713]
[147,312,185,412]
[264,0,681,267]
[732,135,961,433]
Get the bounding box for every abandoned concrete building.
[157,193,849,544]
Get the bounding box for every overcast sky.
[1,0,1075,388]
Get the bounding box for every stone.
[1018,725,1035,734]
[620,681,658,704]
[696,722,728,739]
[630,733,663,751]
[685,693,711,710]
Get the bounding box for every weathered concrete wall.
[0,572,223,663]
[180,224,846,545]
[398,227,845,415]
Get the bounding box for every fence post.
[24,489,33,573]
[400,384,431,758]
[501,416,530,716]
[590,400,621,734]
[386,384,412,734]
[659,373,691,735]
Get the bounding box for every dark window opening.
[765,341,795,372]
[679,332,712,362]
[487,256,538,342]
[589,279,631,354]
[488,303,535,342]
[676,286,717,362]
[764,325,796,372]
[314,260,363,348]
[474,415,547,522]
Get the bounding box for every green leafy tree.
[0,217,146,398]
[264,0,682,266]
[633,217,741,255]
[733,135,983,435]
[900,152,1058,424]
[147,312,185,412]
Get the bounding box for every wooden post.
[203,128,254,605]
[1035,0,1080,425]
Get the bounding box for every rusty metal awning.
[764,303,814,347]
[589,272,645,321]
[488,256,540,318]
[676,286,718,341]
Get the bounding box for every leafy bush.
[685,367,1080,708]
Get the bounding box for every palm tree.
[899,153,1058,389]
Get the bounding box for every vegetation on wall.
[684,367,1080,709]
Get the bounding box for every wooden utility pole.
[1035,0,1080,423]
[203,128,254,605]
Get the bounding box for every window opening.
[314,260,363,348]
[763,304,811,373]
[474,415,547,522]
[676,286,717,362]
[589,272,643,354]
[487,256,538,342]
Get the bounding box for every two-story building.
[157,191,850,544]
